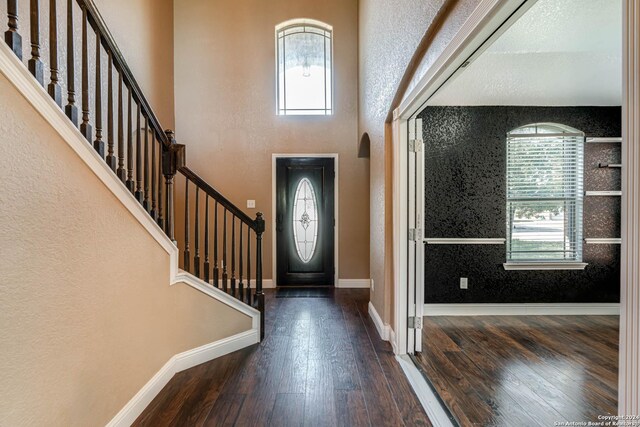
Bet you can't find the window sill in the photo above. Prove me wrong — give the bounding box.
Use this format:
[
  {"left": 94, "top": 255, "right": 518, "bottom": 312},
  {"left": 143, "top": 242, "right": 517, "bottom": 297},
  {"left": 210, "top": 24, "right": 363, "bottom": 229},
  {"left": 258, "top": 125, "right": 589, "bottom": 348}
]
[{"left": 503, "top": 262, "right": 588, "bottom": 271}]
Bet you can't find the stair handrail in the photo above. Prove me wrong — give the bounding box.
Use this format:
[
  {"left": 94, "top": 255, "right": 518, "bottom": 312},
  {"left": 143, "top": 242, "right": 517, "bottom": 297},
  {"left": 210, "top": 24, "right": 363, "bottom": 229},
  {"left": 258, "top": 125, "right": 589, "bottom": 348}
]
[
  {"left": 2, "top": 0, "right": 266, "bottom": 339},
  {"left": 80, "top": 0, "right": 169, "bottom": 147}
]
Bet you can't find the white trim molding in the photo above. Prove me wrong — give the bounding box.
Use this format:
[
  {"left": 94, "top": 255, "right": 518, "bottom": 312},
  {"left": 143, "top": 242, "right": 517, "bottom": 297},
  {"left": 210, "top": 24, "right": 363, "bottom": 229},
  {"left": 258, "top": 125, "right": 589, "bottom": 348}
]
[
  {"left": 0, "top": 41, "right": 179, "bottom": 281},
  {"left": 368, "top": 301, "right": 391, "bottom": 342},
  {"left": 396, "top": 355, "right": 455, "bottom": 427},
  {"left": 585, "top": 238, "right": 622, "bottom": 244},
  {"left": 106, "top": 329, "right": 259, "bottom": 427},
  {"left": 337, "top": 279, "right": 371, "bottom": 288},
  {"left": 425, "top": 238, "right": 505, "bottom": 245},
  {"left": 503, "top": 262, "right": 588, "bottom": 271},
  {"left": 271, "top": 154, "right": 339, "bottom": 287},
  {"left": 423, "top": 303, "right": 620, "bottom": 316},
  {"left": 621, "top": 0, "right": 640, "bottom": 414}
]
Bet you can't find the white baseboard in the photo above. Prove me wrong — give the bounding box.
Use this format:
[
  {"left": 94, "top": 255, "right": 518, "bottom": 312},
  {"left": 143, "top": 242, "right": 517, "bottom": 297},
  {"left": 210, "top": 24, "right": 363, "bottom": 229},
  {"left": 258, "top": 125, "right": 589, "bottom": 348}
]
[
  {"left": 107, "top": 329, "right": 259, "bottom": 427},
  {"left": 423, "top": 303, "right": 621, "bottom": 316},
  {"left": 396, "top": 355, "right": 454, "bottom": 427},
  {"left": 389, "top": 328, "right": 398, "bottom": 354},
  {"left": 337, "top": 279, "right": 371, "bottom": 288},
  {"left": 368, "top": 301, "right": 391, "bottom": 341}
]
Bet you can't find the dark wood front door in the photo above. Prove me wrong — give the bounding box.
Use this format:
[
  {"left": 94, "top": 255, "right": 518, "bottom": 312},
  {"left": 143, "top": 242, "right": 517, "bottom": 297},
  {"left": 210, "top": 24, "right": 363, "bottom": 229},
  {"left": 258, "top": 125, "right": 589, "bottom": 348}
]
[{"left": 276, "top": 157, "right": 335, "bottom": 286}]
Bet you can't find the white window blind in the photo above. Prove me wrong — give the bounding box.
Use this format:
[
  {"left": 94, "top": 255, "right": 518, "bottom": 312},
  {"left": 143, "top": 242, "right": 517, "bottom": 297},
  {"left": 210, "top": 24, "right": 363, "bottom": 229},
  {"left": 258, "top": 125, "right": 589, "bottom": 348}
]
[{"left": 506, "top": 123, "right": 585, "bottom": 262}]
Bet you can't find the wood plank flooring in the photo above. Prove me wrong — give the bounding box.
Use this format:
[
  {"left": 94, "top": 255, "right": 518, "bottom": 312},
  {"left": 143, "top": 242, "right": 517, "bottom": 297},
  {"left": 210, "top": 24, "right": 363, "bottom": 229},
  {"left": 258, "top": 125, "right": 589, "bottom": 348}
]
[
  {"left": 415, "top": 315, "right": 619, "bottom": 427},
  {"left": 133, "top": 289, "right": 431, "bottom": 427}
]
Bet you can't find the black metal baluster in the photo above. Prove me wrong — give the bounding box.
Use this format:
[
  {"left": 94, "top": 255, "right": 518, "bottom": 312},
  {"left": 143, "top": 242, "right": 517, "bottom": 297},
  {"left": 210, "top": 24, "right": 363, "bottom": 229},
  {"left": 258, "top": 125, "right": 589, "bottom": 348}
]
[
  {"left": 116, "top": 73, "right": 126, "bottom": 182},
  {"left": 64, "top": 0, "right": 77, "bottom": 125},
  {"left": 47, "top": 0, "right": 61, "bottom": 105},
  {"left": 213, "top": 202, "right": 219, "bottom": 288},
  {"left": 105, "top": 52, "right": 116, "bottom": 170},
  {"left": 79, "top": 4, "right": 91, "bottom": 141},
  {"left": 157, "top": 136, "right": 164, "bottom": 230},
  {"left": 134, "top": 104, "right": 143, "bottom": 203},
  {"left": 194, "top": 187, "right": 200, "bottom": 278},
  {"left": 247, "top": 229, "right": 251, "bottom": 306},
  {"left": 150, "top": 131, "right": 158, "bottom": 220},
  {"left": 255, "top": 213, "right": 265, "bottom": 340},
  {"left": 28, "top": 0, "right": 43, "bottom": 84},
  {"left": 222, "top": 209, "right": 228, "bottom": 293},
  {"left": 184, "top": 178, "right": 190, "bottom": 272},
  {"left": 5, "top": 0, "right": 22, "bottom": 58},
  {"left": 143, "top": 119, "right": 150, "bottom": 211},
  {"left": 204, "top": 195, "right": 210, "bottom": 283},
  {"left": 231, "top": 216, "right": 236, "bottom": 298},
  {"left": 93, "top": 31, "right": 104, "bottom": 158},
  {"left": 126, "top": 88, "right": 134, "bottom": 192},
  {"left": 239, "top": 223, "right": 244, "bottom": 303}
]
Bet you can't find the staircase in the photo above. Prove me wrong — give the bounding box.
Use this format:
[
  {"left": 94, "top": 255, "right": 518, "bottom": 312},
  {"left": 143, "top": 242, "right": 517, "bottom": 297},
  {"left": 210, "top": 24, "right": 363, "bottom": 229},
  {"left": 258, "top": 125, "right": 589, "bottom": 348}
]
[{"left": 2, "top": 0, "right": 265, "bottom": 338}]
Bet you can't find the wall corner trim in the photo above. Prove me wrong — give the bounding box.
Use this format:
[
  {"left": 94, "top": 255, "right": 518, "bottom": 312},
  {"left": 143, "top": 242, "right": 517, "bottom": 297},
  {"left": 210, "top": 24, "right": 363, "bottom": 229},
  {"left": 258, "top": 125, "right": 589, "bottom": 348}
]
[
  {"left": 368, "top": 301, "right": 391, "bottom": 342},
  {"left": 423, "top": 303, "right": 620, "bottom": 316},
  {"left": 106, "top": 329, "right": 258, "bottom": 427}
]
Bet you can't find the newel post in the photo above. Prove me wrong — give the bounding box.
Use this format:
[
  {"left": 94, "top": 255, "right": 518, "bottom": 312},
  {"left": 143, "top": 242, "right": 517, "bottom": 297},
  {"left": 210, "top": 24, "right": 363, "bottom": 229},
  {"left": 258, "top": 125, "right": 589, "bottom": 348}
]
[
  {"left": 162, "top": 130, "right": 185, "bottom": 244},
  {"left": 254, "top": 212, "right": 265, "bottom": 340}
]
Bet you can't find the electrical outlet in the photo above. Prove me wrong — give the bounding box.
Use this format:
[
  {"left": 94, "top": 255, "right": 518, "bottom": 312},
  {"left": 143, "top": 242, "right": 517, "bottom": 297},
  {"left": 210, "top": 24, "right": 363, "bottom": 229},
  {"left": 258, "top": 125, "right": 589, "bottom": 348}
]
[
  {"left": 247, "top": 200, "right": 256, "bottom": 209},
  {"left": 460, "top": 277, "right": 468, "bottom": 289},
  {"left": 371, "top": 279, "right": 375, "bottom": 291}
]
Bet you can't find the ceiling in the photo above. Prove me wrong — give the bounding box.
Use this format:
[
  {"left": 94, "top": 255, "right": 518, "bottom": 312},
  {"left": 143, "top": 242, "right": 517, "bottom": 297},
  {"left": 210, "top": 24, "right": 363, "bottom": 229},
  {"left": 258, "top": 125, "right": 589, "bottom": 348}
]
[{"left": 427, "top": 0, "right": 622, "bottom": 106}]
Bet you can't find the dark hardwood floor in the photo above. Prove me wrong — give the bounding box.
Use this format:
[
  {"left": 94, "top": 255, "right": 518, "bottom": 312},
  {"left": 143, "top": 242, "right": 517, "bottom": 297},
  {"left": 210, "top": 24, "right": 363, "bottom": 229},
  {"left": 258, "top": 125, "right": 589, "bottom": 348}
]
[
  {"left": 133, "top": 289, "right": 431, "bottom": 426},
  {"left": 415, "top": 315, "right": 619, "bottom": 427}
]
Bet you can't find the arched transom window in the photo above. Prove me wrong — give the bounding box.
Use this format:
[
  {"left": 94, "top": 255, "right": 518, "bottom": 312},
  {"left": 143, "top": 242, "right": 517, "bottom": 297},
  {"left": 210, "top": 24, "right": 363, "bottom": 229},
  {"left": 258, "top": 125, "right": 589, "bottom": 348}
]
[
  {"left": 276, "top": 19, "right": 332, "bottom": 116},
  {"left": 506, "top": 123, "right": 585, "bottom": 263}
]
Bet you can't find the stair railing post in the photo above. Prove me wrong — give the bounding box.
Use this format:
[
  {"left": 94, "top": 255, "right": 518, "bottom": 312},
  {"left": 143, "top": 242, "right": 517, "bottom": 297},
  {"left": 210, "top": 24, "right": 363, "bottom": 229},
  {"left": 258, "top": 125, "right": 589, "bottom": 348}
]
[
  {"left": 255, "top": 212, "right": 265, "bottom": 340},
  {"left": 162, "top": 130, "right": 185, "bottom": 244}
]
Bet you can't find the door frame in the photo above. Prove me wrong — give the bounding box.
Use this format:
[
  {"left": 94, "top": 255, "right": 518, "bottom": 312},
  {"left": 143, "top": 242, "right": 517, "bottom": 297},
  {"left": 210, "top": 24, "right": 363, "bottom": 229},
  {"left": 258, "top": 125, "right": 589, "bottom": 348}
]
[
  {"left": 392, "top": 0, "right": 530, "bottom": 357},
  {"left": 272, "top": 153, "right": 339, "bottom": 287},
  {"left": 391, "top": 0, "right": 640, "bottom": 414}
]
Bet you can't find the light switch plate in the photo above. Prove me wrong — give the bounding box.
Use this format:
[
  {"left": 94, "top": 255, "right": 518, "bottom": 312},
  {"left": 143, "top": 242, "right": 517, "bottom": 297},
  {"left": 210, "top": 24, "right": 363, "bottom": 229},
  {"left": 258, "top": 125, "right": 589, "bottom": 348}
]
[
  {"left": 247, "top": 200, "right": 256, "bottom": 209},
  {"left": 460, "top": 277, "right": 468, "bottom": 289}
]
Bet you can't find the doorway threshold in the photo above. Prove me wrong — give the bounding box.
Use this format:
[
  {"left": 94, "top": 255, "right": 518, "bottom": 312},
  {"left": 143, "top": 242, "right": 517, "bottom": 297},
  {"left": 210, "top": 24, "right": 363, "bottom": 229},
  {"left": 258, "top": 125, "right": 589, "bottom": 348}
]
[
  {"left": 396, "top": 354, "right": 457, "bottom": 427},
  {"left": 275, "top": 286, "right": 335, "bottom": 298}
]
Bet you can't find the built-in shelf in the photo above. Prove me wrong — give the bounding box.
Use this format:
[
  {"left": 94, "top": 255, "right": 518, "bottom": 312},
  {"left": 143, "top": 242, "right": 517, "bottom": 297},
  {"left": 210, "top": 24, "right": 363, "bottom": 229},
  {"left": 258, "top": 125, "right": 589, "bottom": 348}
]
[
  {"left": 585, "top": 238, "right": 622, "bottom": 244},
  {"left": 598, "top": 163, "right": 622, "bottom": 168},
  {"left": 585, "top": 137, "right": 622, "bottom": 144},
  {"left": 585, "top": 191, "right": 622, "bottom": 196}
]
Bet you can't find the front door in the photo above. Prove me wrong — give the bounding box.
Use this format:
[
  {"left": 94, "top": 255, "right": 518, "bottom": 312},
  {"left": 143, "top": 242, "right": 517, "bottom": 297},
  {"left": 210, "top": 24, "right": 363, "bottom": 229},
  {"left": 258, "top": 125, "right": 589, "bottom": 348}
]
[{"left": 276, "top": 157, "right": 335, "bottom": 286}]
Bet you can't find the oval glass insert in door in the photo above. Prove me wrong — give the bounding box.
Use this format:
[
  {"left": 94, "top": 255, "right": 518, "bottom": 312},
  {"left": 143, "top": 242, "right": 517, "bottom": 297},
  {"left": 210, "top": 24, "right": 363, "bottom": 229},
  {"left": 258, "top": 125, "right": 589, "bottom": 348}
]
[{"left": 292, "top": 178, "right": 319, "bottom": 263}]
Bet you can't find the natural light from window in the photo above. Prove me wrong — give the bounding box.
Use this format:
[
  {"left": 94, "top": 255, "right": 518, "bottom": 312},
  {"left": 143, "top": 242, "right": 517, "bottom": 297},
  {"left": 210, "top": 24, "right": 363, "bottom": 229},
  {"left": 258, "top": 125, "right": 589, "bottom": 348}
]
[
  {"left": 506, "top": 123, "right": 585, "bottom": 262},
  {"left": 276, "top": 20, "right": 332, "bottom": 115}
]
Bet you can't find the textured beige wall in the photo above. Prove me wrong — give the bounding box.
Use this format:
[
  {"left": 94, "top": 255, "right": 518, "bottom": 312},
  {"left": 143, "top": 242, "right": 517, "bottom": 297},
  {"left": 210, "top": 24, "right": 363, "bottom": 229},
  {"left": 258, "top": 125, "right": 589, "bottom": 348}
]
[
  {"left": 359, "top": 0, "right": 482, "bottom": 327},
  {"left": 173, "top": 0, "right": 368, "bottom": 281},
  {"left": 94, "top": 0, "right": 175, "bottom": 128},
  {"left": 0, "top": 74, "right": 251, "bottom": 426},
  {"left": 358, "top": 0, "right": 444, "bottom": 324}
]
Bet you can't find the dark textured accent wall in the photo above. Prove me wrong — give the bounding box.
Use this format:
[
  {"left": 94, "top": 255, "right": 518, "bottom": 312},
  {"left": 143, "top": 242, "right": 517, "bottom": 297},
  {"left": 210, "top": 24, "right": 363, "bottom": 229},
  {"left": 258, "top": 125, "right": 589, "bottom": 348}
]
[{"left": 420, "top": 106, "right": 621, "bottom": 303}]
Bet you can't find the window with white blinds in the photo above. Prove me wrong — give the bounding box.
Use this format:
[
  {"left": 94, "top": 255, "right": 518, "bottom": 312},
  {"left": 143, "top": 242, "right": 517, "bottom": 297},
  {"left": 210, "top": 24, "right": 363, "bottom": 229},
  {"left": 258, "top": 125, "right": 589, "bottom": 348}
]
[{"left": 506, "top": 123, "right": 585, "bottom": 262}]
